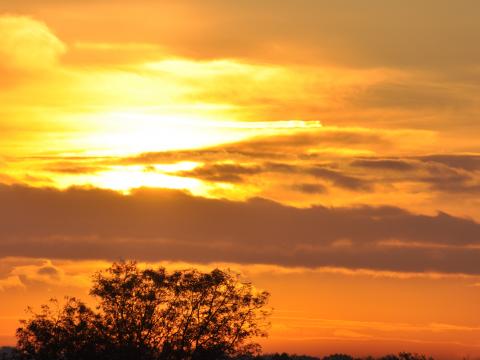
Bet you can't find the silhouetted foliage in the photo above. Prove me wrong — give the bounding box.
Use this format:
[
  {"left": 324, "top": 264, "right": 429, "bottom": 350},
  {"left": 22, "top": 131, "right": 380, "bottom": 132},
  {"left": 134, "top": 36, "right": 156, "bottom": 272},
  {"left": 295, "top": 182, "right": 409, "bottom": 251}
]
[
  {"left": 378, "top": 354, "right": 433, "bottom": 360},
  {"left": 251, "top": 354, "right": 434, "bottom": 360},
  {"left": 0, "top": 347, "right": 15, "bottom": 360},
  {"left": 256, "top": 354, "right": 320, "bottom": 360},
  {"left": 16, "top": 261, "right": 271, "bottom": 360},
  {"left": 322, "top": 355, "right": 354, "bottom": 360},
  {"left": 251, "top": 352, "right": 433, "bottom": 360}
]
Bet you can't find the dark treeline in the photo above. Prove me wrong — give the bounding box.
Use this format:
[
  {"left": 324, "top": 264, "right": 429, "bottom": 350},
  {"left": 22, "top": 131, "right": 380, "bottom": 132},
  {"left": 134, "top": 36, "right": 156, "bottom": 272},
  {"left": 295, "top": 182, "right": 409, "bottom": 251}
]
[
  {"left": 0, "top": 348, "right": 435, "bottom": 360},
  {"left": 256, "top": 353, "right": 433, "bottom": 360}
]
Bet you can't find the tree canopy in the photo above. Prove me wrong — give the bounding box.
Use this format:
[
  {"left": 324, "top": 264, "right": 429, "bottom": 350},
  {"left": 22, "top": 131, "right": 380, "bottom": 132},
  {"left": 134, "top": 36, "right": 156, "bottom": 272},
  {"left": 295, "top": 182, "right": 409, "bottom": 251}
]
[{"left": 15, "top": 261, "right": 271, "bottom": 360}]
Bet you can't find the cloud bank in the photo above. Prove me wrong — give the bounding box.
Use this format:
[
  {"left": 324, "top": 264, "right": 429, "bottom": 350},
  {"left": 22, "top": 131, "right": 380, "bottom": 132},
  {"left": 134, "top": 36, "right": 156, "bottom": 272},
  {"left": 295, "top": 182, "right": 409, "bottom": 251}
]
[{"left": 1, "top": 184, "right": 480, "bottom": 275}]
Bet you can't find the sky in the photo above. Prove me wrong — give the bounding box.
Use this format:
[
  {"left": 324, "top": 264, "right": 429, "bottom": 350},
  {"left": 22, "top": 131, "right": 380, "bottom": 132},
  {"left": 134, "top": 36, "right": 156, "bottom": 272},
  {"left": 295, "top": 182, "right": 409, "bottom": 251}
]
[{"left": 1, "top": 1, "right": 480, "bottom": 358}]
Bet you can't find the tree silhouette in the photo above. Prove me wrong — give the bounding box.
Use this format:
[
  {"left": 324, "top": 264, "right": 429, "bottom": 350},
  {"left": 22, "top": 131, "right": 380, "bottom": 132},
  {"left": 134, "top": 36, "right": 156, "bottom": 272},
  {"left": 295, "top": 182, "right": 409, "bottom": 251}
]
[
  {"left": 378, "top": 354, "right": 433, "bottom": 360},
  {"left": 322, "top": 355, "right": 354, "bottom": 360},
  {"left": 16, "top": 261, "right": 271, "bottom": 360}
]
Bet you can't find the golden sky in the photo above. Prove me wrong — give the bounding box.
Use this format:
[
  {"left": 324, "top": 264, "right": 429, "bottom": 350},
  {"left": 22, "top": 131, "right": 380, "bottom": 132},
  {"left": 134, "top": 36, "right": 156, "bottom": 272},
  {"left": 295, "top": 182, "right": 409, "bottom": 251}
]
[{"left": 1, "top": 1, "right": 480, "bottom": 358}]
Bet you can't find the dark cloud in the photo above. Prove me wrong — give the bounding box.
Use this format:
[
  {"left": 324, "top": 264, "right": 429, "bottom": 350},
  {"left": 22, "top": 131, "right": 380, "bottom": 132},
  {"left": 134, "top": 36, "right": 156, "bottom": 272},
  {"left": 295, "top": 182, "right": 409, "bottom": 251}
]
[
  {"left": 121, "top": 130, "right": 390, "bottom": 165},
  {"left": 1, "top": 184, "right": 480, "bottom": 274},
  {"left": 418, "top": 155, "right": 480, "bottom": 171},
  {"left": 33, "top": 141, "right": 480, "bottom": 196},
  {"left": 421, "top": 172, "right": 480, "bottom": 194},
  {"left": 307, "top": 166, "right": 371, "bottom": 191},
  {"left": 351, "top": 159, "right": 415, "bottom": 171},
  {"left": 349, "top": 157, "right": 480, "bottom": 194},
  {"left": 176, "top": 156, "right": 480, "bottom": 194},
  {"left": 292, "top": 183, "right": 327, "bottom": 194},
  {"left": 262, "top": 162, "right": 299, "bottom": 173},
  {"left": 37, "top": 265, "right": 59, "bottom": 277},
  {"left": 43, "top": 163, "right": 108, "bottom": 174},
  {"left": 177, "top": 163, "right": 262, "bottom": 183},
  {"left": 47, "top": 144, "right": 480, "bottom": 196},
  {"left": 177, "top": 161, "right": 370, "bottom": 191}
]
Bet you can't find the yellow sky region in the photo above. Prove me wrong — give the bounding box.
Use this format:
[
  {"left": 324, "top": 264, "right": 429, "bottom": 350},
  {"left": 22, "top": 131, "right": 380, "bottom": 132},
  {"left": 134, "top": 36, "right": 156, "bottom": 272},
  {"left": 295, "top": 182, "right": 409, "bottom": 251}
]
[
  {"left": 0, "top": 40, "right": 337, "bottom": 162},
  {"left": 0, "top": 16, "right": 399, "bottom": 152},
  {"left": 2, "top": 14, "right": 478, "bottom": 199},
  {"left": 1, "top": 259, "right": 480, "bottom": 359},
  {"left": 0, "top": 14, "right": 329, "bottom": 194},
  {"left": 2, "top": 14, "right": 480, "bottom": 222}
]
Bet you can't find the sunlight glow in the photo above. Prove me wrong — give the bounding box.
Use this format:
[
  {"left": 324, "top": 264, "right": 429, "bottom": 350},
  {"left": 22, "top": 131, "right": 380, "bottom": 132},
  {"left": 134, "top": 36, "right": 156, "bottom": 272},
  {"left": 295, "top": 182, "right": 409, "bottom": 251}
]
[
  {"left": 91, "top": 166, "right": 205, "bottom": 194},
  {"left": 77, "top": 112, "right": 240, "bottom": 156},
  {"left": 74, "top": 112, "right": 323, "bottom": 157}
]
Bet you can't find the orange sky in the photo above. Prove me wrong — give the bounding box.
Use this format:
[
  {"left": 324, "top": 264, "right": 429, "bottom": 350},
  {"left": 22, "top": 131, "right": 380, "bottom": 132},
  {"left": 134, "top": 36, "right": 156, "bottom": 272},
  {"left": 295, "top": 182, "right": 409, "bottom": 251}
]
[{"left": 1, "top": 1, "right": 480, "bottom": 358}]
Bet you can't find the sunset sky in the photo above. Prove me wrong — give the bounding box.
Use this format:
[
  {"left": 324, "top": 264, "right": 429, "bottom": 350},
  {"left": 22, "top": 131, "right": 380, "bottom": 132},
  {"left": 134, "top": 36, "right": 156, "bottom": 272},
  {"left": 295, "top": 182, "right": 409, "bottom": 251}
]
[{"left": 1, "top": 1, "right": 480, "bottom": 358}]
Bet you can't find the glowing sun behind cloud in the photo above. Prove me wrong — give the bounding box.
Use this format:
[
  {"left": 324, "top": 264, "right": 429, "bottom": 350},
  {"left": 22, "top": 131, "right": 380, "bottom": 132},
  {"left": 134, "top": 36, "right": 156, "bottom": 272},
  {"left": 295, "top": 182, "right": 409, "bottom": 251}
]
[{"left": 80, "top": 112, "right": 323, "bottom": 156}]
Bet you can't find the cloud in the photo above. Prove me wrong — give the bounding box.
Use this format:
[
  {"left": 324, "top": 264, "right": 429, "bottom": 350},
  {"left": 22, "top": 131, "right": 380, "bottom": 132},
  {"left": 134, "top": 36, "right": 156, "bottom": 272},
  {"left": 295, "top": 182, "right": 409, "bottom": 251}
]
[
  {"left": 0, "top": 275, "right": 25, "bottom": 291},
  {"left": 117, "top": 130, "right": 480, "bottom": 196},
  {"left": 120, "top": 127, "right": 437, "bottom": 167},
  {"left": 418, "top": 164, "right": 480, "bottom": 194},
  {"left": 42, "top": 162, "right": 108, "bottom": 175},
  {"left": 349, "top": 156, "right": 480, "bottom": 194},
  {"left": 418, "top": 155, "right": 480, "bottom": 171},
  {"left": 178, "top": 163, "right": 263, "bottom": 183},
  {"left": 0, "top": 14, "right": 66, "bottom": 90},
  {"left": 176, "top": 161, "right": 370, "bottom": 191},
  {"left": 17, "top": 125, "right": 479, "bottom": 207},
  {"left": 292, "top": 183, "right": 327, "bottom": 194},
  {"left": 0, "top": 257, "right": 90, "bottom": 291},
  {"left": 307, "top": 166, "right": 371, "bottom": 191},
  {"left": 0, "top": 15, "right": 65, "bottom": 86},
  {"left": 0, "top": 173, "right": 18, "bottom": 185},
  {"left": 1, "top": 184, "right": 480, "bottom": 274},
  {"left": 4, "top": 0, "right": 480, "bottom": 71},
  {"left": 351, "top": 159, "right": 415, "bottom": 171},
  {"left": 24, "top": 128, "right": 480, "bottom": 204},
  {"left": 36, "top": 264, "right": 59, "bottom": 277},
  {"left": 115, "top": 129, "right": 390, "bottom": 168}
]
